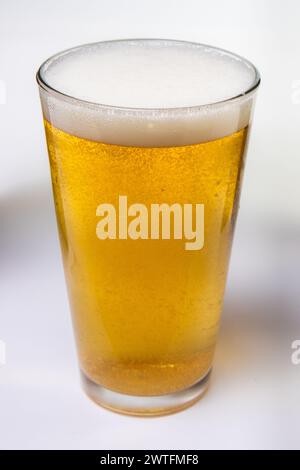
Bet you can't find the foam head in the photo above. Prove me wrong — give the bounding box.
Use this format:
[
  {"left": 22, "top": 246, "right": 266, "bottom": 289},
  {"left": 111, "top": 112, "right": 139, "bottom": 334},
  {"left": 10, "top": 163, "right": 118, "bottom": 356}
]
[{"left": 38, "top": 40, "right": 259, "bottom": 146}]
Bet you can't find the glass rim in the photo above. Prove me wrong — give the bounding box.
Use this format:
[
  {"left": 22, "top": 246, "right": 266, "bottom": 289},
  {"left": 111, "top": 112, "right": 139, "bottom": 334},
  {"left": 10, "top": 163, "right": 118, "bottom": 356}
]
[{"left": 36, "top": 38, "right": 261, "bottom": 113}]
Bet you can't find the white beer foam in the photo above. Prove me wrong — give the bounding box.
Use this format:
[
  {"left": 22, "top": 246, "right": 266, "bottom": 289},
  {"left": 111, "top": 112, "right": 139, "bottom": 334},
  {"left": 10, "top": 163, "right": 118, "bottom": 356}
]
[{"left": 38, "top": 40, "right": 259, "bottom": 146}]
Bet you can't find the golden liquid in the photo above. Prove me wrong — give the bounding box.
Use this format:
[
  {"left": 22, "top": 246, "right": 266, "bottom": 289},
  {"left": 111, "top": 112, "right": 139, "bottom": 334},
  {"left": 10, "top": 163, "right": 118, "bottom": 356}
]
[{"left": 45, "top": 120, "right": 247, "bottom": 395}]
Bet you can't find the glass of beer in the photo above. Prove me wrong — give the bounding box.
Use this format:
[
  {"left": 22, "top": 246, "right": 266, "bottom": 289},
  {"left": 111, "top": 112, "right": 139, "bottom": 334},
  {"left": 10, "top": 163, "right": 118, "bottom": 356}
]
[{"left": 37, "top": 39, "right": 260, "bottom": 416}]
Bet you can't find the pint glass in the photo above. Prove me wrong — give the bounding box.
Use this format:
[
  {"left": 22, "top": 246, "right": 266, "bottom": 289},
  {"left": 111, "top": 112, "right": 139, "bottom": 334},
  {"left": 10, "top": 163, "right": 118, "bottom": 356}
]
[{"left": 37, "top": 39, "right": 260, "bottom": 416}]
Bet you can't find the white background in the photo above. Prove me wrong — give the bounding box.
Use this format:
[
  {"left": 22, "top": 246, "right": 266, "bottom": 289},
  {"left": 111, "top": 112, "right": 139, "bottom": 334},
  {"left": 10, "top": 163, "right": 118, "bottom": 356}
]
[{"left": 1, "top": 0, "right": 300, "bottom": 450}]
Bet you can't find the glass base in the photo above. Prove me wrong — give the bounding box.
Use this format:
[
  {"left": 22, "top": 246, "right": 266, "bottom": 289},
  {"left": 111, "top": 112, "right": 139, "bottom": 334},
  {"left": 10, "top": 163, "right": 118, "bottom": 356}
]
[{"left": 80, "top": 369, "right": 211, "bottom": 417}]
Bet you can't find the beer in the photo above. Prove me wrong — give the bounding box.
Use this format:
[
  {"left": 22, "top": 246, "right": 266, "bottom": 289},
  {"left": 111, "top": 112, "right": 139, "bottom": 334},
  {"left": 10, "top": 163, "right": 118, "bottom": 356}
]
[{"left": 37, "top": 39, "right": 260, "bottom": 415}]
